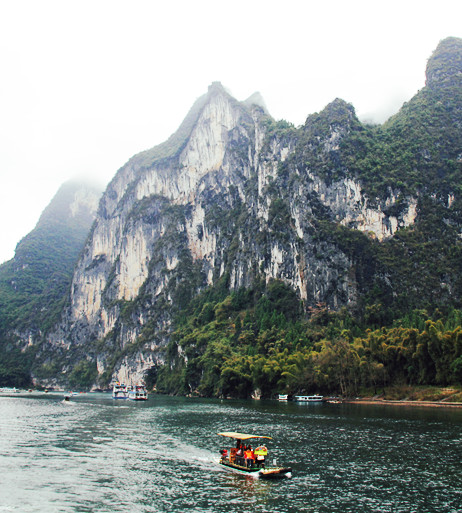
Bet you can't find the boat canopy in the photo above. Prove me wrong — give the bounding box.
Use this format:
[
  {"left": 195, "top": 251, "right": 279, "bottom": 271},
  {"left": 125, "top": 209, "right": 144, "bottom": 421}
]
[{"left": 217, "top": 432, "right": 272, "bottom": 440}]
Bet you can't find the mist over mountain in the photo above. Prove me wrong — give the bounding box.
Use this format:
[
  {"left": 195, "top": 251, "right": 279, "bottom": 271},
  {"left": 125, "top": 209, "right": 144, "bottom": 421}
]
[{"left": 2, "top": 38, "right": 462, "bottom": 395}]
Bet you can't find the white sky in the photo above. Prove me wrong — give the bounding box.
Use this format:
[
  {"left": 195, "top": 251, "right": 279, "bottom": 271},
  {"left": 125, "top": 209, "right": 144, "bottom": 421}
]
[{"left": 0, "top": 0, "right": 461, "bottom": 264}]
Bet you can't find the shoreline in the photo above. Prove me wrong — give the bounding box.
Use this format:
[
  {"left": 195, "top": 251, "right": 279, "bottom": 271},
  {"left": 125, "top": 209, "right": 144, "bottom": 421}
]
[{"left": 344, "top": 398, "right": 462, "bottom": 408}]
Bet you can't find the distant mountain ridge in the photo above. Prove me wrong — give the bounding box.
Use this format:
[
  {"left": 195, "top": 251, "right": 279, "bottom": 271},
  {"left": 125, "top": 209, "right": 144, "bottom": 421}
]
[
  {"left": 2, "top": 38, "right": 462, "bottom": 393},
  {"left": 0, "top": 180, "right": 101, "bottom": 372}
]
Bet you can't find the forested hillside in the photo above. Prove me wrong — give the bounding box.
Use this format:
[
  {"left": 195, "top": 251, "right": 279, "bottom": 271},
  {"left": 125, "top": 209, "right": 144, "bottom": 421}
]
[
  {"left": 0, "top": 181, "right": 101, "bottom": 386},
  {"left": 156, "top": 278, "right": 462, "bottom": 398}
]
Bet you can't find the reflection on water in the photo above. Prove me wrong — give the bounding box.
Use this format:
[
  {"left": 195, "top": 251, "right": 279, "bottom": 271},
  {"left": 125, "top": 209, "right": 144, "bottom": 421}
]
[{"left": 0, "top": 393, "right": 461, "bottom": 512}]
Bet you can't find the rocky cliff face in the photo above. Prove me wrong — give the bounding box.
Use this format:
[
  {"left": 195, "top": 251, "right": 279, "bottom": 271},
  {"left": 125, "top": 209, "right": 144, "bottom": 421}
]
[
  {"left": 46, "top": 92, "right": 414, "bottom": 385},
  {"left": 41, "top": 39, "right": 462, "bottom": 388}
]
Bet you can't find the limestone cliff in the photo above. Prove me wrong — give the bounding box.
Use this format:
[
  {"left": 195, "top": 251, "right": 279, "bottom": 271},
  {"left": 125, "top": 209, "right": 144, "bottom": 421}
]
[
  {"left": 46, "top": 91, "right": 415, "bottom": 385},
  {"left": 39, "top": 39, "right": 462, "bottom": 388}
]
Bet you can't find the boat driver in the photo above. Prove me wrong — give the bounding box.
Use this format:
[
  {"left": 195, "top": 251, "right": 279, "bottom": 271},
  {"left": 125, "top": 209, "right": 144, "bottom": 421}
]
[
  {"left": 236, "top": 445, "right": 244, "bottom": 466},
  {"left": 255, "top": 445, "right": 267, "bottom": 467}
]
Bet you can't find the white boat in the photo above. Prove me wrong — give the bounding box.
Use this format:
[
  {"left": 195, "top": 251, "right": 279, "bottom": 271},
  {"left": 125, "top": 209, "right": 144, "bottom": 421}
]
[
  {"left": 128, "top": 384, "right": 148, "bottom": 401},
  {"left": 294, "top": 395, "right": 324, "bottom": 402},
  {"left": 0, "top": 387, "right": 19, "bottom": 393},
  {"left": 112, "top": 382, "right": 128, "bottom": 399},
  {"left": 278, "top": 394, "right": 289, "bottom": 401}
]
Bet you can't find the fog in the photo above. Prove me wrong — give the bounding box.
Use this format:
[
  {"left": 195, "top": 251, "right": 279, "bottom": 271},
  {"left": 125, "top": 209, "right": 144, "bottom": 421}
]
[{"left": 0, "top": 0, "right": 461, "bottom": 263}]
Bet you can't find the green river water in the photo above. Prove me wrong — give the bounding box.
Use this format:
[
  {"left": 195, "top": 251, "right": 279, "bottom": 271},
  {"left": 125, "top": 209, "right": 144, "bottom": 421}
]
[{"left": 0, "top": 393, "right": 461, "bottom": 512}]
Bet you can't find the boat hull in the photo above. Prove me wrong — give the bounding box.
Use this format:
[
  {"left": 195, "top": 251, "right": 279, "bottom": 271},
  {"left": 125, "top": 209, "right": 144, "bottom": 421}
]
[
  {"left": 128, "top": 385, "right": 148, "bottom": 401},
  {"left": 128, "top": 395, "right": 148, "bottom": 401},
  {"left": 294, "top": 395, "right": 324, "bottom": 402},
  {"left": 259, "top": 467, "right": 293, "bottom": 479},
  {"left": 218, "top": 460, "right": 291, "bottom": 479}
]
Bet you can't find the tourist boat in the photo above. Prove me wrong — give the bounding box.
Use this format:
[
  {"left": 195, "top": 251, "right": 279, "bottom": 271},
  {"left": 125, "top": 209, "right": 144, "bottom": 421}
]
[
  {"left": 278, "top": 394, "right": 289, "bottom": 401},
  {"left": 128, "top": 384, "right": 148, "bottom": 401},
  {"left": 217, "top": 432, "right": 292, "bottom": 479},
  {"left": 112, "top": 382, "right": 128, "bottom": 399},
  {"left": 294, "top": 394, "right": 324, "bottom": 402},
  {"left": 0, "top": 387, "right": 19, "bottom": 393}
]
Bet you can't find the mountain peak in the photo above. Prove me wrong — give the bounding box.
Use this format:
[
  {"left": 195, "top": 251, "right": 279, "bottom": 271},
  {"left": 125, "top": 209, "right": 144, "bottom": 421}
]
[
  {"left": 243, "top": 91, "right": 268, "bottom": 114},
  {"left": 426, "top": 37, "right": 462, "bottom": 90},
  {"left": 135, "top": 83, "right": 246, "bottom": 168},
  {"left": 35, "top": 180, "right": 102, "bottom": 231},
  {"left": 207, "top": 81, "right": 226, "bottom": 94},
  {"left": 304, "top": 98, "right": 359, "bottom": 136}
]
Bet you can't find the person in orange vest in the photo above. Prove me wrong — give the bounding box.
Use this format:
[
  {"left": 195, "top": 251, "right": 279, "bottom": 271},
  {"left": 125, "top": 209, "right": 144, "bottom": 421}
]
[{"left": 245, "top": 446, "right": 255, "bottom": 468}]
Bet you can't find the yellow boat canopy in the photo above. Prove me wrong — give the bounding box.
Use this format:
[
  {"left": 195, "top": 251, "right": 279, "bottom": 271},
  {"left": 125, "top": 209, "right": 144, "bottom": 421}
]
[{"left": 217, "top": 432, "right": 272, "bottom": 440}]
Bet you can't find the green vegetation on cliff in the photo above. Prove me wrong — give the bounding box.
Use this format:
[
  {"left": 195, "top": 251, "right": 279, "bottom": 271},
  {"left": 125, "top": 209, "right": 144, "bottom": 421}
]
[{"left": 156, "top": 279, "right": 462, "bottom": 398}]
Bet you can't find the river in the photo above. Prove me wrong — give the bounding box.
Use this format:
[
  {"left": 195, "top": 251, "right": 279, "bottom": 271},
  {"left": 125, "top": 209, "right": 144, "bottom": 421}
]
[{"left": 0, "top": 393, "right": 461, "bottom": 512}]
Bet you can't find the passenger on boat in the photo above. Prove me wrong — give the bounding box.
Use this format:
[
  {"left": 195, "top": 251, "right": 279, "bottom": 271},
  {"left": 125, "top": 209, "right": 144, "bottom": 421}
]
[
  {"left": 236, "top": 445, "right": 244, "bottom": 466},
  {"left": 221, "top": 448, "right": 228, "bottom": 462},
  {"left": 245, "top": 446, "right": 255, "bottom": 468}
]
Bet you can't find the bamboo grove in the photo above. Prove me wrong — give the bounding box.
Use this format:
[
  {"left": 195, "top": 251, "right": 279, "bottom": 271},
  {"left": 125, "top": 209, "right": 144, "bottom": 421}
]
[{"left": 156, "top": 280, "right": 462, "bottom": 398}]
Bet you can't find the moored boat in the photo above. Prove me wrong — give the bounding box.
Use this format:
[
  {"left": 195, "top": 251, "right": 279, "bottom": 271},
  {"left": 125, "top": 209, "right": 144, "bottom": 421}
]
[
  {"left": 0, "top": 387, "right": 19, "bottom": 393},
  {"left": 278, "top": 394, "right": 289, "bottom": 401},
  {"left": 128, "top": 384, "right": 148, "bottom": 401},
  {"left": 112, "top": 382, "right": 128, "bottom": 399},
  {"left": 326, "top": 397, "right": 342, "bottom": 404},
  {"left": 294, "top": 394, "right": 324, "bottom": 402},
  {"left": 217, "top": 432, "right": 292, "bottom": 479}
]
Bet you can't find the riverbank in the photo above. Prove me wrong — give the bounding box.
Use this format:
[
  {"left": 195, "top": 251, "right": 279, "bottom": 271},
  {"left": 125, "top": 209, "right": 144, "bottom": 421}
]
[
  {"left": 344, "top": 398, "right": 462, "bottom": 408},
  {"left": 341, "top": 385, "right": 462, "bottom": 408}
]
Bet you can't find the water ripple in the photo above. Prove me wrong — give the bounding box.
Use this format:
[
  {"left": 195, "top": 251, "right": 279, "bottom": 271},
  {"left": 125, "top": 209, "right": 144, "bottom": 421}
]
[{"left": 1, "top": 394, "right": 462, "bottom": 512}]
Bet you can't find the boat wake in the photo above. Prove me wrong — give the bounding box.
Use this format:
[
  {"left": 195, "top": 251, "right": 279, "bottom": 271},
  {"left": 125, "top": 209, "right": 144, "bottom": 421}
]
[{"left": 141, "top": 434, "right": 220, "bottom": 472}]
